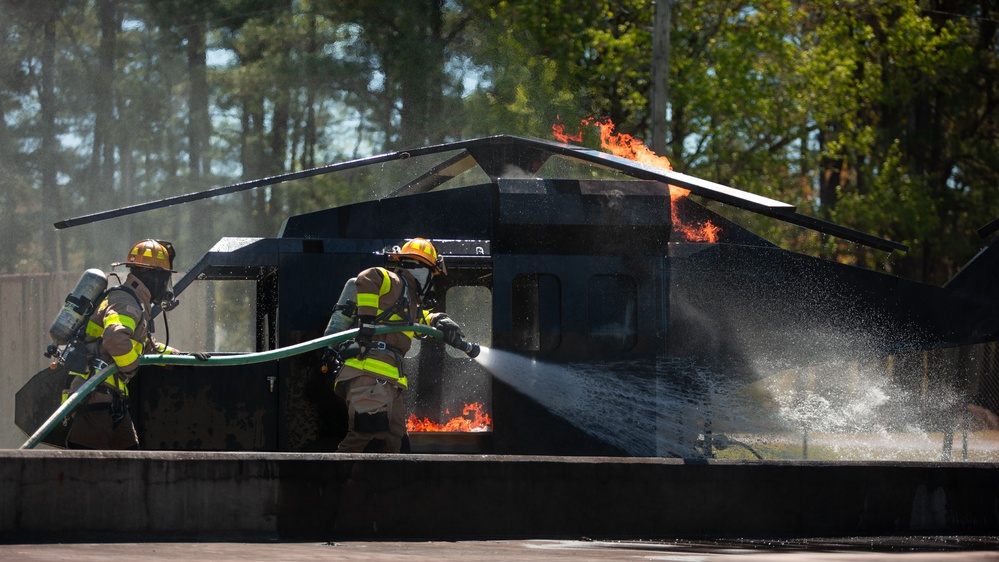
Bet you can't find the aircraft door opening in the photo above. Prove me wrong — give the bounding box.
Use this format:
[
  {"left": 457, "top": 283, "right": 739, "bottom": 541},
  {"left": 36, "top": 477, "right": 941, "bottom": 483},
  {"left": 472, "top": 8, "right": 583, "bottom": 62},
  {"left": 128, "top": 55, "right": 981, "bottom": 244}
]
[{"left": 406, "top": 281, "right": 494, "bottom": 452}]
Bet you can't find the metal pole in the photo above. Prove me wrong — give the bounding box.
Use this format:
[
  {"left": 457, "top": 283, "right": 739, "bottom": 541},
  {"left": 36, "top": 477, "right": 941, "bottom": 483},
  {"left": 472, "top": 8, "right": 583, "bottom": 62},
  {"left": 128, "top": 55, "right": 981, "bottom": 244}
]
[{"left": 651, "top": 0, "right": 672, "bottom": 156}]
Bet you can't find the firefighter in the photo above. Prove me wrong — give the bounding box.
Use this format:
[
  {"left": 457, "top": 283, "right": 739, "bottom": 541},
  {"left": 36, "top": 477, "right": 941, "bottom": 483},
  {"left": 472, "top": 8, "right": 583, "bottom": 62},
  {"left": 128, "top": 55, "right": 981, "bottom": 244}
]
[
  {"left": 326, "top": 238, "right": 467, "bottom": 453},
  {"left": 64, "top": 239, "right": 209, "bottom": 449}
]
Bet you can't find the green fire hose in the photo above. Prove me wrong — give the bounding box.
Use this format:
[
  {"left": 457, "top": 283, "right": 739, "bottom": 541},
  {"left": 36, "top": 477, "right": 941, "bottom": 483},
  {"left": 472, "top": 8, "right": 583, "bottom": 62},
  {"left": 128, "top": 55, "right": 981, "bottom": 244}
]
[{"left": 19, "top": 324, "right": 443, "bottom": 450}]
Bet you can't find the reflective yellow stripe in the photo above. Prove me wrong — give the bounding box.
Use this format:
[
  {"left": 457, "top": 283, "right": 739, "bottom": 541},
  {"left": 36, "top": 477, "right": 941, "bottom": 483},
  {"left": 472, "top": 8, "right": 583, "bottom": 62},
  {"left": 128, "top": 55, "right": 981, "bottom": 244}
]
[
  {"left": 344, "top": 356, "right": 408, "bottom": 388},
  {"left": 85, "top": 320, "right": 104, "bottom": 338},
  {"left": 357, "top": 292, "right": 379, "bottom": 308},
  {"left": 378, "top": 268, "right": 392, "bottom": 296},
  {"left": 66, "top": 369, "right": 129, "bottom": 396},
  {"left": 104, "top": 312, "right": 136, "bottom": 331},
  {"left": 357, "top": 269, "right": 395, "bottom": 312},
  {"left": 112, "top": 340, "right": 142, "bottom": 367},
  {"left": 112, "top": 349, "right": 139, "bottom": 366}
]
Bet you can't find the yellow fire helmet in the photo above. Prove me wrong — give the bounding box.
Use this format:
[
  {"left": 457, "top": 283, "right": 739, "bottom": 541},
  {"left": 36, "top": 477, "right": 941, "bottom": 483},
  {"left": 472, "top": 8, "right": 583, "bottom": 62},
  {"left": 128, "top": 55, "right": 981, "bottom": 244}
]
[
  {"left": 388, "top": 237, "right": 446, "bottom": 275},
  {"left": 116, "top": 239, "right": 176, "bottom": 272}
]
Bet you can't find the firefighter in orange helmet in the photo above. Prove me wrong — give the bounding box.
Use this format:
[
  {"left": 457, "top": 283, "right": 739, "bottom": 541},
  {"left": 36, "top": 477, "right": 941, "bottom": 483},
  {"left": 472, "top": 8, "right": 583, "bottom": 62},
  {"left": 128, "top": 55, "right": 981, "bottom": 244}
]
[
  {"left": 323, "top": 237, "right": 468, "bottom": 453},
  {"left": 64, "top": 239, "right": 209, "bottom": 449}
]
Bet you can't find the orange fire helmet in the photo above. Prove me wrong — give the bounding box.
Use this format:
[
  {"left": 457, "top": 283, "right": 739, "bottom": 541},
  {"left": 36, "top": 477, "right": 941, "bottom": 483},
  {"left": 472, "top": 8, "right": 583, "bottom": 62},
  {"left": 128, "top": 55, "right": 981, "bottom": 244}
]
[
  {"left": 388, "top": 238, "right": 446, "bottom": 275},
  {"left": 118, "top": 239, "right": 176, "bottom": 272}
]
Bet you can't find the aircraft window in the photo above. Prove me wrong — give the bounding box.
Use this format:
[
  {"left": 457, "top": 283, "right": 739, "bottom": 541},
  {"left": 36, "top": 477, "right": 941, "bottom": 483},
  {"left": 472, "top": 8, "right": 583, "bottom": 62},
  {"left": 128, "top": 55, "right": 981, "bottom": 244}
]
[
  {"left": 588, "top": 275, "right": 637, "bottom": 351},
  {"left": 512, "top": 273, "right": 562, "bottom": 351},
  {"left": 442, "top": 286, "right": 492, "bottom": 358},
  {"left": 406, "top": 337, "right": 422, "bottom": 358},
  {"left": 211, "top": 280, "right": 257, "bottom": 352}
]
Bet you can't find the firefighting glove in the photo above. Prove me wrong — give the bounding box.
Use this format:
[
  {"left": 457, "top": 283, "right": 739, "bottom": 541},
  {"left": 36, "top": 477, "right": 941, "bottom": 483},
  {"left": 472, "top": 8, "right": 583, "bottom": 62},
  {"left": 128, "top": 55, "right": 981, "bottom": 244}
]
[
  {"left": 433, "top": 315, "right": 465, "bottom": 348},
  {"left": 189, "top": 351, "right": 211, "bottom": 361},
  {"left": 321, "top": 346, "right": 337, "bottom": 364},
  {"left": 321, "top": 345, "right": 351, "bottom": 375}
]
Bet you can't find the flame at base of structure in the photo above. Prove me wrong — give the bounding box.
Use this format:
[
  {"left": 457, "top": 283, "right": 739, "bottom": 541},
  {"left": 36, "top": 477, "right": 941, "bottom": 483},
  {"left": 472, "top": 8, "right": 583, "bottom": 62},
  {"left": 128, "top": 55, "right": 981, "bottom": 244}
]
[{"left": 407, "top": 402, "right": 492, "bottom": 432}]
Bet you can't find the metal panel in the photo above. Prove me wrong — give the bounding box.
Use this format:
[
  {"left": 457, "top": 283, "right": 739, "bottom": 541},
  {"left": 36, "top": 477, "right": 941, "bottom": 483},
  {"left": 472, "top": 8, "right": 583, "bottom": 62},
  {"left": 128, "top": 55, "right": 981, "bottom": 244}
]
[{"left": 134, "top": 362, "right": 279, "bottom": 450}]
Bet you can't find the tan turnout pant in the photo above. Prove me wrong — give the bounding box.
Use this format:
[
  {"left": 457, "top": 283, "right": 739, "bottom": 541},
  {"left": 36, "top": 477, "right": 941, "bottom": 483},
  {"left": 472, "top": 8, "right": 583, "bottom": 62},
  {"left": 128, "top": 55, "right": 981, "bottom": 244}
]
[{"left": 336, "top": 374, "right": 408, "bottom": 453}]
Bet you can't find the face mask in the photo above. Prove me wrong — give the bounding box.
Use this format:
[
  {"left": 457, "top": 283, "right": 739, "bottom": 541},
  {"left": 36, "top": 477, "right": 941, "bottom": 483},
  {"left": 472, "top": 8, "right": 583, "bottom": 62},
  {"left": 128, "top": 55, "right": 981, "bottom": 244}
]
[
  {"left": 408, "top": 267, "right": 432, "bottom": 293},
  {"left": 160, "top": 276, "right": 178, "bottom": 311},
  {"left": 133, "top": 268, "right": 174, "bottom": 307}
]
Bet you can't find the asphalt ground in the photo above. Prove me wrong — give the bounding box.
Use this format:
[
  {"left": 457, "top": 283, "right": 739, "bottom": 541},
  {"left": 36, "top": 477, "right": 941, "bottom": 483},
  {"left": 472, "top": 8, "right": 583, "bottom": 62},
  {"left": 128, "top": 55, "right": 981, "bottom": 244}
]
[{"left": 1, "top": 537, "right": 998, "bottom": 561}]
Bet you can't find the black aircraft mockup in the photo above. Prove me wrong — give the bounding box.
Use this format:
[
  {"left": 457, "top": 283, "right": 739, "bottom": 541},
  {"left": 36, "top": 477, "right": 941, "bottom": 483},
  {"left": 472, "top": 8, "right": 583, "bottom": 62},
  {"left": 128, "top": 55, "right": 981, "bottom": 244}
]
[{"left": 18, "top": 136, "right": 999, "bottom": 457}]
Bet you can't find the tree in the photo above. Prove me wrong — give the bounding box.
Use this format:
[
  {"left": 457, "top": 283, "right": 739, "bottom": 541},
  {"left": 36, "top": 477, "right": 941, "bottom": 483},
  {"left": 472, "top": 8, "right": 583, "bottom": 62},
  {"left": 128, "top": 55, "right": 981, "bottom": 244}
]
[
  {"left": 485, "top": 0, "right": 656, "bottom": 137},
  {"left": 0, "top": 0, "right": 994, "bottom": 289},
  {"left": 801, "top": 1, "right": 998, "bottom": 283},
  {"left": 334, "top": 0, "right": 485, "bottom": 148},
  {"left": 0, "top": 1, "right": 40, "bottom": 271},
  {"left": 39, "top": 1, "right": 64, "bottom": 270}
]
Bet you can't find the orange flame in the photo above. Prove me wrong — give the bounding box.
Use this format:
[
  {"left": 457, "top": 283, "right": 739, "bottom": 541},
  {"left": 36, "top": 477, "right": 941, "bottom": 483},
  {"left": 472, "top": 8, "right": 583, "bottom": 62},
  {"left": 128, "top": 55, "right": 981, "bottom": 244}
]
[
  {"left": 555, "top": 116, "right": 673, "bottom": 171},
  {"left": 407, "top": 402, "right": 492, "bottom": 432},
  {"left": 552, "top": 117, "right": 720, "bottom": 243}
]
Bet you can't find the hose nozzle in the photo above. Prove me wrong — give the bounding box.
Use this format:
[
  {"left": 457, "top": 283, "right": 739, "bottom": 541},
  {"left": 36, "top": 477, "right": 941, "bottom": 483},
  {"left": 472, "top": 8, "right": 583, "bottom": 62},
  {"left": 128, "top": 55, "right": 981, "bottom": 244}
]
[
  {"left": 462, "top": 341, "right": 481, "bottom": 359},
  {"left": 447, "top": 335, "right": 481, "bottom": 358}
]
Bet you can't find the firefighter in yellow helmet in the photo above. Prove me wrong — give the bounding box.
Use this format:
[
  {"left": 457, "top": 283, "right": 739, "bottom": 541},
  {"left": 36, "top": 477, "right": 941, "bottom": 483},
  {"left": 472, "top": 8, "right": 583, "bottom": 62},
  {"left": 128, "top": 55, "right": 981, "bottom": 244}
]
[
  {"left": 323, "top": 237, "right": 469, "bottom": 453},
  {"left": 64, "top": 239, "right": 209, "bottom": 449}
]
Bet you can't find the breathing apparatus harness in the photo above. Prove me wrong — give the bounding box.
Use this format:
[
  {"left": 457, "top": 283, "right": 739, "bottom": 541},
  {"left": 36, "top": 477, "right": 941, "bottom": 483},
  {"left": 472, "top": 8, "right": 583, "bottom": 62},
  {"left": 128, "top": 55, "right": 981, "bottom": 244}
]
[
  {"left": 321, "top": 270, "right": 416, "bottom": 377},
  {"left": 45, "top": 271, "right": 149, "bottom": 424},
  {"left": 46, "top": 272, "right": 141, "bottom": 363}
]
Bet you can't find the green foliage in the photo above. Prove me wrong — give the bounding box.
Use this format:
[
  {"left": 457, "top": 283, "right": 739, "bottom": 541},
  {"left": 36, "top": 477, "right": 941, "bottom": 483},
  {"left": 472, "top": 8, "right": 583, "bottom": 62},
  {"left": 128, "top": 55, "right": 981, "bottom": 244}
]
[
  {"left": 0, "top": 0, "right": 995, "bottom": 287},
  {"left": 461, "top": 30, "right": 585, "bottom": 137},
  {"left": 832, "top": 140, "right": 940, "bottom": 266},
  {"left": 484, "top": 0, "right": 655, "bottom": 136},
  {"left": 789, "top": 1, "right": 995, "bottom": 281}
]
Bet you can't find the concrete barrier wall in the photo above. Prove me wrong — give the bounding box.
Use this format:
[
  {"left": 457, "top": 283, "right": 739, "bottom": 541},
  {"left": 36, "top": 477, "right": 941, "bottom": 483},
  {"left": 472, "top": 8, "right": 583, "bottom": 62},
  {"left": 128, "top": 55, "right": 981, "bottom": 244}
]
[
  {"left": 1, "top": 273, "right": 75, "bottom": 450},
  {"left": 1, "top": 451, "right": 997, "bottom": 542}
]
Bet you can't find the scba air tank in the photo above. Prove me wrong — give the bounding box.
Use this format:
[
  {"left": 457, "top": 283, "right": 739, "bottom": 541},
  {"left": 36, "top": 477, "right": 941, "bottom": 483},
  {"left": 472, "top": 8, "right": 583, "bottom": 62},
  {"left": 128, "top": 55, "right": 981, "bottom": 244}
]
[
  {"left": 324, "top": 277, "right": 358, "bottom": 335},
  {"left": 49, "top": 268, "right": 108, "bottom": 345}
]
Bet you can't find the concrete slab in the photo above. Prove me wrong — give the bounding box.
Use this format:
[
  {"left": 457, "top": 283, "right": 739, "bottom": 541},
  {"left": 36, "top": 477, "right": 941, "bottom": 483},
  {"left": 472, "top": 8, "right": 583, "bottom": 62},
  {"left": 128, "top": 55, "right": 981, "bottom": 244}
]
[
  {"left": 1, "top": 539, "right": 998, "bottom": 561},
  {"left": 2, "top": 450, "right": 998, "bottom": 542}
]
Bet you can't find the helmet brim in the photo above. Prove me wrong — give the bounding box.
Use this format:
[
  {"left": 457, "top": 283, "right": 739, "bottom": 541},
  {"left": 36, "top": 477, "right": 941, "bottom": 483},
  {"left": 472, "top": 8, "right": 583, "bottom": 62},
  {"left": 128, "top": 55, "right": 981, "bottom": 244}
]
[
  {"left": 113, "top": 261, "right": 177, "bottom": 273},
  {"left": 387, "top": 254, "right": 445, "bottom": 275}
]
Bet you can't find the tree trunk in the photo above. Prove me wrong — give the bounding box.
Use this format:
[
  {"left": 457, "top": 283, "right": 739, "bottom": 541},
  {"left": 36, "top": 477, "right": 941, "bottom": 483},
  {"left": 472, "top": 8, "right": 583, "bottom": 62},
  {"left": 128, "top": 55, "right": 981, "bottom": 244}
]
[
  {"left": 94, "top": 0, "right": 117, "bottom": 199},
  {"left": 185, "top": 15, "right": 213, "bottom": 256},
  {"left": 268, "top": 92, "right": 289, "bottom": 225},
  {"left": 40, "top": 3, "right": 61, "bottom": 271},
  {"left": 241, "top": 98, "right": 268, "bottom": 230},
  {"left": 394, "top": 0, "right": 446, "bottom": 148},
  {"left": 187, "top": 17, "right": 210, "bottom": 183},
  {"left": 817, "top": 130, "right": 840, "bottom": 214},
  {"left": 90, "top": 0, "right": 120, "bottom": 262},
  {"left": 302, "top": 13, "right": 317, "bottom": 171}
]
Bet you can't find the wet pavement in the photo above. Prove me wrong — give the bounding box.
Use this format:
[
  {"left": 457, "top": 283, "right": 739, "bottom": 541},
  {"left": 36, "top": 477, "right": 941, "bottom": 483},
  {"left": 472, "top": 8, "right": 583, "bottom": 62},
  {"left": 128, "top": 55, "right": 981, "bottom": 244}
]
[{"left": 1, "top": 537, "right": 998, "bottom": 561}]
